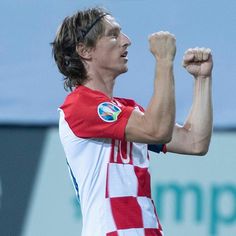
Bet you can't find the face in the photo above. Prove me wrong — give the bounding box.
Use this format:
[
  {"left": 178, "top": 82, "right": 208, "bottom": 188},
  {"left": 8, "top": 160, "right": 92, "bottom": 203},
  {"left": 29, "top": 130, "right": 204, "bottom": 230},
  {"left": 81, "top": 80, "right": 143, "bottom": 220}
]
[{"left": 90, "top": 15, "right": 131, "bottom": 77}]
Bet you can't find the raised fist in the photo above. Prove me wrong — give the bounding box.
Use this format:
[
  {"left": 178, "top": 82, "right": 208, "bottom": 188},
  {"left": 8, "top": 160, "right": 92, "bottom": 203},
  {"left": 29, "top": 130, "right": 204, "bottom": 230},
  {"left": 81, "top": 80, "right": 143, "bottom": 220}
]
[
  {"left": 149, "top": 31, "right": 176, "bottom": 61},
  {"left": 182, "top": 47, "right": 213, "bottom": 78}
]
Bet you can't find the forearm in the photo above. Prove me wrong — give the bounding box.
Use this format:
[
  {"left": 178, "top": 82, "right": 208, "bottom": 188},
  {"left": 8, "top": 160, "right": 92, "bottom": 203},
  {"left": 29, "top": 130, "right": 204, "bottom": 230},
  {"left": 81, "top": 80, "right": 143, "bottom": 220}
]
[
  {"left": 166, "top": 47, "right": 213, "bottom": 155},
  {"left": 187, "top": 76, "right": 213, "bottom": 146},
  {"left": 125, "top": 60, "right": 175, "bottom": 143},
  {"left": 180, "top": 75, "right": 213, "bottom": 154},
  {"left": 145, "top": 59, "right": 175, "bottom": 141},
  {"left": 125, "top": 31, "right": 176, "bottom": 143},
  {"left": 167, "top": 76, "right": 212, "bottom": 155}
]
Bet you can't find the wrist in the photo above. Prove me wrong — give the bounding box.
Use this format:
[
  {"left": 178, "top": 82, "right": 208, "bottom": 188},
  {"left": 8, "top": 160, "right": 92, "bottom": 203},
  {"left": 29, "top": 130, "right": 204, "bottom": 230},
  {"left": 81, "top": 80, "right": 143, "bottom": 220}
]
[
  {"left": 157, "top": 58, "right": 174, "bottom": 66},
  {"left": 196, "top": 75, "right": 212, "bottom": 80}
]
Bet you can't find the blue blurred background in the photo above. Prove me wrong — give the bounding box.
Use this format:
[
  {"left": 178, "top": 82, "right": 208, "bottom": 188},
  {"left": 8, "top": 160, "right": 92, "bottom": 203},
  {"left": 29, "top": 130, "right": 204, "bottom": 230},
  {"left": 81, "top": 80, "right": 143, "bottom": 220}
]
[
  {"left": 0, "top": 1, "right": 236, "bottom": 236},
  {"left": 1, "top": 0, "right": 236, "bottom": 126}
]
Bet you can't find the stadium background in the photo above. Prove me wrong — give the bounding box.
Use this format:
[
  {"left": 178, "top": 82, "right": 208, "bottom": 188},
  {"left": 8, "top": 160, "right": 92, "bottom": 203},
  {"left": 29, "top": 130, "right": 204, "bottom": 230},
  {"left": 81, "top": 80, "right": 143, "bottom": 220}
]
[{"left": 0, "top": 0, "right": 235, "bottom": 235}]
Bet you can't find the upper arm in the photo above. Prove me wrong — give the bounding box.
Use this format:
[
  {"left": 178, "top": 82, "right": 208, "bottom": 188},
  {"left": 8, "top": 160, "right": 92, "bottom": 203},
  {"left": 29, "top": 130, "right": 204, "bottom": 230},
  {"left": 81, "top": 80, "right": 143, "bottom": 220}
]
[
  {"left": 61, "top": 92, "right": 134, "bottom": 140},
  {"left": 125, "top": 109, "right": 172, "bottom": 144},
  {"left": 166, "top": 124, "right": 209, "bottom": 156},
  {"left": 61, "top": 90, "right": 172, "bottom": 144}
]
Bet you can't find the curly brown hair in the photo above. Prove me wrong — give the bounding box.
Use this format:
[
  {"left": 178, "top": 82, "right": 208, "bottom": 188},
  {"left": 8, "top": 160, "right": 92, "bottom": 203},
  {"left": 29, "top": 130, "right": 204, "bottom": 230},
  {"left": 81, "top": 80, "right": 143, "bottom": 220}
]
[{"left": 51, "top": 7, "right": 110, "bottom": 91}]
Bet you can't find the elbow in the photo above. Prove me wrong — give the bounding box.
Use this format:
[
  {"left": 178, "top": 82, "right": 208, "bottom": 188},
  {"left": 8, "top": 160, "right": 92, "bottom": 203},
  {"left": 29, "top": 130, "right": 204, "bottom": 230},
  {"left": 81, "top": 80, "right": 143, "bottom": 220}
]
[
  {"left": 192, "top": 144, "right": 209, "bottom": 157},
  {"left": 142, "top": 115, "right": 175, "bottom": 143},
  {"left": 161, "top": 131, "right": 173, "bottom": 143},
  {"left": 188, "top": 133, "right": 212, "bottom": 157},
  {"left": 152, "top": 127, "right": 173, "bottom": 144},
  {"left": 195, "top": 150, "right": 208, "bottom": 157},
  {"left": 159, "top": 122, "right": 174, "bottom": 143},
  {"left": 157, "top": 117, "right": 175, "bottom": 143}
]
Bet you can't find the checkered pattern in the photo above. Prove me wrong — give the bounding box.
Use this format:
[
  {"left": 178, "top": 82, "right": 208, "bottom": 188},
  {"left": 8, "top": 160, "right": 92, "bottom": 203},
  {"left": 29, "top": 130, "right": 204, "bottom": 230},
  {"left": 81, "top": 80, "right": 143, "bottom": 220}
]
[
  {"left": 59, "top": 87, "right": 164, "bottom": 236},
  {"left": 107, "top": 229, "right": 163, "bottom": 236},
  {"left": 105, "top": 139, "right": 163, "bottom": 235}
]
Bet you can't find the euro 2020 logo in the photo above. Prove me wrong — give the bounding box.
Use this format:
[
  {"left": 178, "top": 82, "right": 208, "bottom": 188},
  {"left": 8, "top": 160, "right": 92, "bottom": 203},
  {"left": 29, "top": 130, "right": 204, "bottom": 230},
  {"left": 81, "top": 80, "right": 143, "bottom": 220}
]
[{"left": 97, "top": 102, "right": 121, "bottom": 122}]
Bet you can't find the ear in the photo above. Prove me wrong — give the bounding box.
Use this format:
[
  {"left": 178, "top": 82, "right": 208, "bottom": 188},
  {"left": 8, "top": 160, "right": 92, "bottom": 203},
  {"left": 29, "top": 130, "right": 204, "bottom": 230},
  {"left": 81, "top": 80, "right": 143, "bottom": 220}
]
[{"left": 76, "top": 43, "right": 92, "bottom": 60}]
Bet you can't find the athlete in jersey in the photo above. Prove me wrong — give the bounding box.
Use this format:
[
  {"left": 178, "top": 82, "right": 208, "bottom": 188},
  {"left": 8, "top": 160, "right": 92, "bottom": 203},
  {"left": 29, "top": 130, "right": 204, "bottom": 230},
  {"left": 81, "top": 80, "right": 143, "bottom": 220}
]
[
  {"left": 59, "top": 85, "right": 165, "bottom": 236},
  {"left": 52, "top": 6, "right": 213, "bottom": 236}
]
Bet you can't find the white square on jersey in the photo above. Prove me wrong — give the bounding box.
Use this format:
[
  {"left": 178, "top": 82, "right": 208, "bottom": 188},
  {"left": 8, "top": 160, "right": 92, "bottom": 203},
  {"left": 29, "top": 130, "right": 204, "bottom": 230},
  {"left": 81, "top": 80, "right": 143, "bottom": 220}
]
[{"left": 107, "top": 163, "right": 138, "bottom": 197}]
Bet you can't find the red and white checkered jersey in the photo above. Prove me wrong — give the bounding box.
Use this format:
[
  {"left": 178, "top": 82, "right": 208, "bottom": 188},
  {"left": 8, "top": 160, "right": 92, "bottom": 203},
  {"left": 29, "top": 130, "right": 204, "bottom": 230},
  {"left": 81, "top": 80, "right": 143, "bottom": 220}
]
[{"left": 59, "top": 86, "right": 164, "bottom": 236}]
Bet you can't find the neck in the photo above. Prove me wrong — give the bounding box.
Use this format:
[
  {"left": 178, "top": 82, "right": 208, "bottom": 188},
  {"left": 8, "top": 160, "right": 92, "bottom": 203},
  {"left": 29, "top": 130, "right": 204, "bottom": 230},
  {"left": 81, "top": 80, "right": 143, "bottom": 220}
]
[{"left": 83, "top": 72, "right": 116, "bottom": 98}]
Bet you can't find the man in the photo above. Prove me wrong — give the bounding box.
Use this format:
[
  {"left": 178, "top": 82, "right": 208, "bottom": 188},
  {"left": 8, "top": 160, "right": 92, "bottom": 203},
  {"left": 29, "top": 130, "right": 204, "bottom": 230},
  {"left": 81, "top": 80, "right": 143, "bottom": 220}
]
[{"left": 52, "top": 7, "right": 213, "bottom": 236}]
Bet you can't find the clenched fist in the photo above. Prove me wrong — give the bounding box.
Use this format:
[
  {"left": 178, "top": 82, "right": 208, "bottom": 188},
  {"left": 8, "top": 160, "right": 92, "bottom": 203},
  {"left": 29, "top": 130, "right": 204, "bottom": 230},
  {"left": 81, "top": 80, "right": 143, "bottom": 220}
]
[
  {"left": 182, "top": 47, "right": 213, "bottom": 78},
  {"left": 149, "top": 31, "right": 176, "bottom": 61}
]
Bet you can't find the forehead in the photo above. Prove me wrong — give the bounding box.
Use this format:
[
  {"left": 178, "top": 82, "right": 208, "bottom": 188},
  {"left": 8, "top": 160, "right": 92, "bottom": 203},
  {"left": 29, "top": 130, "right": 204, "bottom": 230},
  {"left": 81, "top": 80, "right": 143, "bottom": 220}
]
[{"left": 103, "top": 15, "right": 121, "bottom": 31}]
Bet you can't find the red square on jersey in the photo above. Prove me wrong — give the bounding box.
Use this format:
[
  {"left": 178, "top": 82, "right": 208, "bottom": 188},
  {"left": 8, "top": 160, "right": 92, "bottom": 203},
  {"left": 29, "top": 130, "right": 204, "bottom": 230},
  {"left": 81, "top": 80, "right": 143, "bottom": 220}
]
[
  {"left": 110, "top": 196, "right": 144, "bottom": 230},
  {"left": 144, "top": 228, "right": 163, "bottom": 236},
  {"left": 134, "top": 166, "right": 151, "bottom": 197},
  {"left": 106, "top": 231, "right": 119, "bottom": 236}
]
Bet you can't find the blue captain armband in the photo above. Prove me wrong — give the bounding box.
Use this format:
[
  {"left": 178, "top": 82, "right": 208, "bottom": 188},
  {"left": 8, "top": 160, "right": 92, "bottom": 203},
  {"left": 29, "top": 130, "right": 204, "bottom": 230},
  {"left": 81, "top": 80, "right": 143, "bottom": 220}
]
[{"left": 148, "top": 144, "right": 167, "bottom": 154}]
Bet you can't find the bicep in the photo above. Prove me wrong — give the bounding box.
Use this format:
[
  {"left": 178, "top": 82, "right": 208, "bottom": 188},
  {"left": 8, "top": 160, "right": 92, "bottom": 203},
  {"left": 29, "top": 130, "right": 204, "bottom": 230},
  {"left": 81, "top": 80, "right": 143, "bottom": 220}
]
[
  {"left": 125, "top": 109, "right": 168, "bottom": 144},
  {"left": 167, "top": 124, "right": 208, "bottom": 156},
  {"left": 166, "top": 124, "right": 194, "bottom": 155}
]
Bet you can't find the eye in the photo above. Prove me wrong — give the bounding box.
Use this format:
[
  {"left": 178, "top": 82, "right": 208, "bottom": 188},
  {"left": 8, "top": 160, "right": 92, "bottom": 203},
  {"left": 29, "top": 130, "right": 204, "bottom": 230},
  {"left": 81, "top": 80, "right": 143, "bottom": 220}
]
[
  {"left": 108, "top": 28, "right": 120, "bottom": 39},
  {"left": 111, "top": 32, "right": 119, "bottom": 38}
]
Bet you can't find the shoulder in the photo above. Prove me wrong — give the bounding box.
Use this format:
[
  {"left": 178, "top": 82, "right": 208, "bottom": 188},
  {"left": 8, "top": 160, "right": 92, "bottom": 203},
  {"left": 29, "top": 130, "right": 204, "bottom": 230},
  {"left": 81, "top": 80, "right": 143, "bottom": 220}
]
[
  {"left": 60, "top": 86, "right": 109, "bottom": 113},
  {"left": 114, "top": 97, "right": 144, "bottom": 111},
  {"left": 59, "top": 87, "right": 135, "bottom": 139}
]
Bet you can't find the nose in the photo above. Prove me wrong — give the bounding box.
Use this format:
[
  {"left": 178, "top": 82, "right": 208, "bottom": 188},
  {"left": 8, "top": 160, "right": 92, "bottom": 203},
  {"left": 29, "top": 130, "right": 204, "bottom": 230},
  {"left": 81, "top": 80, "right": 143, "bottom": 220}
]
[{"left": 121, "top": 32, "right": 131, "bottom": 47}]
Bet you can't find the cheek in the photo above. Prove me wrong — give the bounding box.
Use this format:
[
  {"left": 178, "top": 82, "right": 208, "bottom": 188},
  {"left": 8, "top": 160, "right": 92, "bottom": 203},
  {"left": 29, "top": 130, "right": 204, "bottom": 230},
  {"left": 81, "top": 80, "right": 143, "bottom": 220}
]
[
  {"left": 105, "top": 43, "right": 118, "bottom": 54},
  {"left": 94, "top": 40, "right": 120, "bottom": 62},
  {"left": 104, "top": 39, "right": 120, "bottom": 51},
  {"left": 102, "top": 46, "right": 119, "bottom": 61}
]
